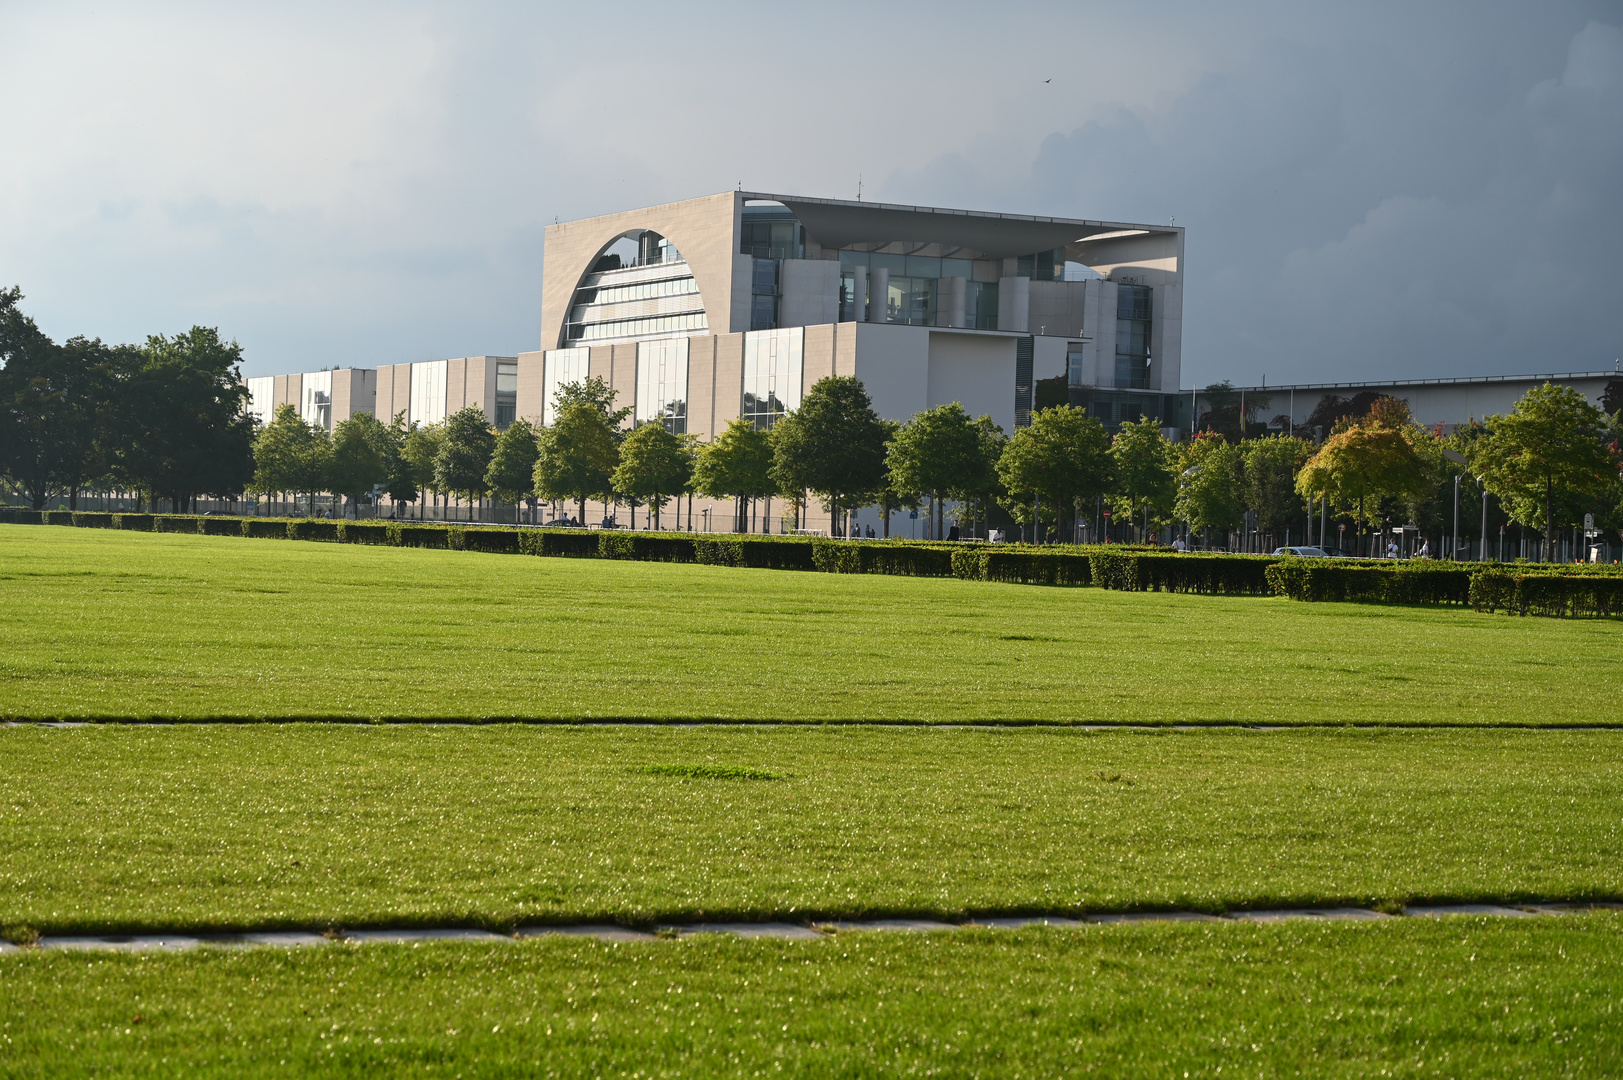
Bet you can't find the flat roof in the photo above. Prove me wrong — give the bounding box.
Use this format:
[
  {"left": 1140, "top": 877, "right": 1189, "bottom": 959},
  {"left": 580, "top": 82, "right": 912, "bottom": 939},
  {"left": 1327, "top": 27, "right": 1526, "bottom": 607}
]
[
  {"left": 1195, "top": 370, "right": 1621, "bottom": 394},
  {"left": 744, "top": 191, "right": 1178, "bottom": 260}
]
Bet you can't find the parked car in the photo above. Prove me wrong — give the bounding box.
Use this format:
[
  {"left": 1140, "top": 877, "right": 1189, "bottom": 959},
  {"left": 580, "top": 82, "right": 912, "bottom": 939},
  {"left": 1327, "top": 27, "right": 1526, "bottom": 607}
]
[
  {"left": 1319, "top": 545, "right": 1357, "bottom": 558},
  {"left": 1273, "top": 546, "right": 1332, "bottom": 557}
]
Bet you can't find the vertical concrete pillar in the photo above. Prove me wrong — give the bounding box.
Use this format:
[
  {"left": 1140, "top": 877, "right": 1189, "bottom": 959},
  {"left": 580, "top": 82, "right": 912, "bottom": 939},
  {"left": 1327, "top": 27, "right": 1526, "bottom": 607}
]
[
  {"left": 851, "top": 266, "right": 867, "bottom": 323},
  {"left": 947, "top": 276, "right": 967, "bottom": 328},
  {"left": 999, "top": 276, "right": 1031, "bottom": 333},
  {"left": 869, "top": 267, "right": 889, "bottom": 322}
]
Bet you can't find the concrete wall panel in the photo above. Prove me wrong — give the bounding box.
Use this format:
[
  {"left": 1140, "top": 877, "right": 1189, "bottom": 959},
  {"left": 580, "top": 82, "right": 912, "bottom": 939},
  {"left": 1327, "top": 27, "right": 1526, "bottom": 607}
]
[
  {"left": 713, "top": 332, "right": 744, "bottom": 430},
  {"left": 928, "top": 332, "right": 1018, "bottom": 434},
  {"left": 515, "top": 351, "right": 546, "bottom": 424}
]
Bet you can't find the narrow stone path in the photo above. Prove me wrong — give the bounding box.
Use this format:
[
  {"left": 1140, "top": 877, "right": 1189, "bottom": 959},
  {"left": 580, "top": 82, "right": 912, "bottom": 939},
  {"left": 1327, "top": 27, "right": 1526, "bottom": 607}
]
[{"left": 5, "top": 902, "right": 1617, "bottom": 954}]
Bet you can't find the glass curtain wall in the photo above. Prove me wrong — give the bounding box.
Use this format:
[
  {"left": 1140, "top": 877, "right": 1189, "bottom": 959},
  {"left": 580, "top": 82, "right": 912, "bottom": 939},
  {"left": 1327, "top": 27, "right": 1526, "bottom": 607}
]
[
  {"left": 409, "top": 360, "right": 448, "bottom": 427},
  {"left": 542, "top": 348, "right": 588, "bottom": 426},
  {"left": 300, "top": 370, "right": 333, "bottom": 431},
  {"left": 246, "top": 377, "right": 274, "bottom": 428},
  {"left": 495, "top": 362, "right": 517, "bottom": 430},
  {"left": 742, "top": 327, "right": 804, "bottom": 429},
  {"left": 1115, "top": 285, "right": 1152, "bottom": 389},
  {"left": 636, "top": 337, "right": 689, "bottom": 434}
]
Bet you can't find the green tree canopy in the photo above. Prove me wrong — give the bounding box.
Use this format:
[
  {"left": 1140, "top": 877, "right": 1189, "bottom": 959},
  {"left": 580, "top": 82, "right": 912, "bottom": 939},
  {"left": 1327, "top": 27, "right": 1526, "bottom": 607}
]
[
  {"left": 693, "top": 418, "right": 775, "bottom": 532},
  {"left": 250, "top": 404, "right": 330, "bottom": 504},
  {"left": 612, "top": 422, "right": 694, "bottom": 529},
  {"left": 1108, "top": 415, "right": 1177, "bottom": 537},
  {"left": 995, "top": 405, "right": 1114, "bottom": 539},
  {"left": 1467, "top": 383, "right": 1615, "bottom": 551},
  {"left": 485, "top": 418, "right": 540, "bottom": 505},
  {"left": 327, "top": 413, "right": 398, "bottom": 506},
  {"left": 554, "top": 375, "right": 632, "bottom": 429},
  {"left": 1241, "top": 435, "right": 1314, "bottom": 538},
  {"left": 1296, "top": 396, "right": 1431, "bottom": 534},
  {"left": 380, "top": 412, "right": 418, "bottom": 506},
  {"left": 1175, "top": 432, "right": 1244, "bottom": 539},
  {"left": 770, "top": 376, "right": 889, "bottom": 530},
  {"left": 534, "top": 400, "right": 620, "bottom": 522},
  {"left": 887, "top": 402, "right": 984, "bottom": 537},
  {"left": 433, "top": 407, "right": 497, "bottom": 513},
  {"left": 401, "top": 421, "right": 443, "bottom": 505}
]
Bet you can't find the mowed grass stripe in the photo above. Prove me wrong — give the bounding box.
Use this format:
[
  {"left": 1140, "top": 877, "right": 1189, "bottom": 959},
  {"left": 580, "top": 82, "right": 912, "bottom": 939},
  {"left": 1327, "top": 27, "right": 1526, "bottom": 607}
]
[
  {"left": 2, "top": 918, "right": 1618, "bottom": 1077},
  {"left": 0, "top": 525, "right": 1619, "bottom": 723},
  {"left": 2, "top": 725, "right": 1619, "bottom": 934}
]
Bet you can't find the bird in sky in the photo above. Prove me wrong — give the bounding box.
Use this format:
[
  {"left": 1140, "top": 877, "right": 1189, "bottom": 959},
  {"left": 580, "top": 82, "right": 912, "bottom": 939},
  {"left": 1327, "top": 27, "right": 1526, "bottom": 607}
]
[{"left": 1044, "top": 78, "right": 1052, "bottom": 83}]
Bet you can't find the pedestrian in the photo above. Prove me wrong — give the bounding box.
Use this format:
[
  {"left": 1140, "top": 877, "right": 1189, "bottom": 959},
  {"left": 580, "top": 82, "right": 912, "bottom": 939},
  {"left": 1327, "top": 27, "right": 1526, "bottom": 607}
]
[
  {"left": 948, "top": 520, "right": 961, "bottom": 542},
  {"left": 1418, "top": 539, "right": 1430, "bottom": 559},
  {"left": 1173, "top": 536, "right": 1187, "bottom": 553},
  {"left": 1386, "top": 539, "right": 1399, "bottom": 559}
]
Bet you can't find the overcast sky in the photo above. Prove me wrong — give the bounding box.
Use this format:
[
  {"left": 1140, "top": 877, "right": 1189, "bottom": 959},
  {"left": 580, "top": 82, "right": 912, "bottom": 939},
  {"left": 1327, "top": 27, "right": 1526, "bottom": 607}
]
[{"left": 3, "top": 1, "right": 1620, "bottom": 385}]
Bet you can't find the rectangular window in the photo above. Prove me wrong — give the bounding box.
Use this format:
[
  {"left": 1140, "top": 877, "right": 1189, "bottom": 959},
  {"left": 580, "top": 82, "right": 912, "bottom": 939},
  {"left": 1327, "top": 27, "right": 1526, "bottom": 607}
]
[
  {"left": 300, "top": 370, "right": 333, "bottom": 431},
  {"left": 885, "top": 276, "right": 936, "bottom": 325},
  {"left": 966, "top": 281, "right": 999, "bottom": 330},
  {"left": 742, "top": 327, "right": 804, "bottom": 430},
  {"left": 1067, "top": 346, "right": 1086, "bottom": 386},
  {"left": 408, "top": 360, "right": 447, "bottom": 427},
  {"left": 495, "top": 362, "right": 517, "bottom": 430},
  {"left": 636, "top": 337, "right": 689, "bottom": 434},
  {"left": 542, "top": 348, "right": 589, "bottom": 427},
  {"left": 1014, "top": 336, "right": 1034, "bottom": 428}
]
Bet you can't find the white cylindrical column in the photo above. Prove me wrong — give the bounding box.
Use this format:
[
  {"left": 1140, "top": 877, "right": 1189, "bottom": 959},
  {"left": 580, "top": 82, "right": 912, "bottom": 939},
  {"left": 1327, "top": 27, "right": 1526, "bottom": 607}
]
[
  {"left": 947, "top": 275, "right": 967, "bottom": 328},
  {"left": 999, "top": 275, "right": 1030, "bottom": 333},
  {"left": 869, "top": 267, "right": 889, "bottom": 322},
  {"left": 851, "top": 266, "right": 867, "bottom": 323}
]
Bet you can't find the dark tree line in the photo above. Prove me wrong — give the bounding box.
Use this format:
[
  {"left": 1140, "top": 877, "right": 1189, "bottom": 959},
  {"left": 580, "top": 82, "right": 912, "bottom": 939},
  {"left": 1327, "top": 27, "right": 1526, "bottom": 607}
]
[{"left": 0, "top": 288, "right": 254, "bottom": 510}]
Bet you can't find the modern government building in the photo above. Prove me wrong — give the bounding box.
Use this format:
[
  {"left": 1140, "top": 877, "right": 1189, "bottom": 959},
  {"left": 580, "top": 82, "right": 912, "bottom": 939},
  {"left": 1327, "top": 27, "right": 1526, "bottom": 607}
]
[{"left": 246, "top": 191, "right": 1621, "bottom": 532}]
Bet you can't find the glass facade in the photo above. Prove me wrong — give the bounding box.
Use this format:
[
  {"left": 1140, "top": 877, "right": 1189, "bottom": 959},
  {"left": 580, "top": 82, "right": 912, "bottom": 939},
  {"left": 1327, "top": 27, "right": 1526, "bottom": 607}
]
[
  {"left": 571, "top": 311, "right": 708, "bottom": 343},
  {"left": 750, "top": 258, "right": 779, "bottom": 331},
  {"left": 495, "top": 361, "right": 517, "bottom": 430},
  {"left": 636, "top": 337, "right": 689, "bottom": 434},
  {"left": 1017, "top": 249, "right": 1064, "bottom": 280},
  {"left": 965, "top": 280, "right": 999, "bottom": 330},
  {"left": 581, "top": 275, "right": 700, "bottom": 306},
  {"left": 884, "top": 275, "right": 937, "bottom": 325},
  {"left": 835, "top": 250, "right": 994, "bottom": 327},
  {"left": 542, "top": 348, "right": 588, "bottom": 427},
  {"left": 1014, "top": 337, "right": 1034, "bottom": 428},
  {"left": 1114, "top": 284, "right": 1152, "bottom": 389},
  {"left": 409, "top": 360, "right": 447, "bottom": 427},
  {"left": 565, "top": 238, "right": 706, "bottom": 345},
  {"left": 742, "top": 327, "right": 804, "bottom": 429},
  {"left": 740, "top": 216, "right": 802, "bottom": 260},
  {"left": 300, "top": 370, "right": 333, "bottom": 431}
]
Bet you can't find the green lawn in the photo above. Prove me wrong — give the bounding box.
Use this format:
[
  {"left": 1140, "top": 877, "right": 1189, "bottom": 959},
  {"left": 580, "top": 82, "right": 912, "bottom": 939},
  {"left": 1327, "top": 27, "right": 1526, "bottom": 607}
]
[
  {"left": 0, "top": 525, "right": 1618, "bottom": 723},
  {"left": 3, "top": 724, "right": 1619, "bottom": 935},
  {"left": 3, "top": 917, "right": 1620, "bottom": 1078}
]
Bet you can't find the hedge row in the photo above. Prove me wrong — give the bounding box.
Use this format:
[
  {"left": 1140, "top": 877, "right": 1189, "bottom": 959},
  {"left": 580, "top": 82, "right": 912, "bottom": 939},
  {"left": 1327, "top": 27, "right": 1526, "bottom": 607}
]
[
  {"left": 951, "top": 547, "right": 1092, "bottom": 586},
  {"left": 1266, "top": 561, "right": 1475, "bottom": 605},
  {"left": 1090, "top": 550, "right": 1277, "bottom": 595},
  {"left": 1470, "top": 568, "right": 1623, "bottom": 618}
]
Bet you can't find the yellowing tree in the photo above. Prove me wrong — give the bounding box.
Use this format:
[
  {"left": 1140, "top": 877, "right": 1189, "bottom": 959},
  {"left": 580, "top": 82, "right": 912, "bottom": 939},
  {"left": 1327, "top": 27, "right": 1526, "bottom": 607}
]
[{"left": 1296, "top": 396, "right": 1429, "bottom": 552}]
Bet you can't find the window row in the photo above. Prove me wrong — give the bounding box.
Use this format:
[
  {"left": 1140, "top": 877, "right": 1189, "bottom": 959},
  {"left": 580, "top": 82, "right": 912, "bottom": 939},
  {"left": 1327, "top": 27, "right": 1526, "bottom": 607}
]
[
  {"left": 575, "top": 273, "right": 700, "bottom": 307},
  {"left": 564, "top": 312, "right": 710, "bottom": 343}
]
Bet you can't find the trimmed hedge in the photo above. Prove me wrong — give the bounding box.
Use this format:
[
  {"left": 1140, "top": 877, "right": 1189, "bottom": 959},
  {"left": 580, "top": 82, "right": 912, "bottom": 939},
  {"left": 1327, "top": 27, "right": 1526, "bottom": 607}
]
[
  {"left": 242, "top": 519, "right": 289, "bottom": 539},
  {"left": 518, "top": 529, "right": 599, "bottom": 557},
  {"left": 1090, "top": 550, "right": 1276, "bottom": 595},
  {"left": 1267, "top": 561, "right": 1474, "bottom": 605},
  {"left": 1470, "top": 568, "right": 1623, "bottom": 618},
  {"left": 338, "top": 521, "right": 393, "bottom": 545},
  {"left": 42, "top": 510, "right": 78, "bottom": 526},
  {"left": 952, "top": 547, "right": 1092, "bottom": 586},
  {"left": 692, "top": 536, "right": 818, "bottom": 571},
  {"left": 71, "top": 512, "right": 116, "bottom": 529},
  {"left": 286, "top": 519, "right": 341, "bottom": 542},
  {"left": 199, "top": 516, "right": 244, "bottom": 536},
  {"left": 809, "top": 540, "right": 957, "bottom": 577},
  {"left": 458, "top": 527, "right": 523, "bottom": 555},
  {"left": 600, "top": 532, "right": 696, "bottom": 562},
  {"left": 390, "top": 523, "right": 451, "bottom": 549},
  {"left": 112, "top": 513, "right": 153, "bottom": 531},
  {"left": 153, "top": 514, "right": 200, "bottom": 534},
  {"left": 0, "top": 508, "right": 43, "bottom": 524}
]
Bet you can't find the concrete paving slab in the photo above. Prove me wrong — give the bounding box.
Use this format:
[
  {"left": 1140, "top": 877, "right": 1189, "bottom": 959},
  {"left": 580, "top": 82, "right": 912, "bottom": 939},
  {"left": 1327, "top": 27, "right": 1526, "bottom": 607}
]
[
  {"left": 38, "top": 935, "right": 205, "bottom": 952},
  {"left": 342, "top": 929, "right": 509, "bottom": 944},
  {"left": 828, "top": 919, "right": 960, "bottom": 933},
  {"left": 1227, "top": 908, "right": 1391, "bottom": 923},
  {"left": 237, "top": 932, "right": 331, "bottom": 948},
  {"left": 0, "top": 940, "right": 19, "bottom": 954},
  {"left": 1087, "top": 911, "right": 1222, "bottom": 924},
  {"left": 1516, "top": 902, "right": 1623, "bottom": 915},
  {"left": 968, "top": 916, "right": 1086, "bottom": 929},
  {"left": 515, "top": 924, "right": 659, "bottom": 942},
  {"left": 673, "top": 922, "right": 824, "bottom": 940},
  {"left": 1404, "top": 904, "right": 1537, "bottom": 919}
]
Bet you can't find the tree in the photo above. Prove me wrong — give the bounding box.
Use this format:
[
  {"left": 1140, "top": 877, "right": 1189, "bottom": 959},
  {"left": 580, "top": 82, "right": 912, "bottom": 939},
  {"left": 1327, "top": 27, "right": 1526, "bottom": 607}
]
[
  {"left": 485, "top": 418, "right": 540, "bottom": 506},
  {"left": 995, "top": 405, "right": 1114, "bottom": 542},
  {"left": 381, "top": 412, "right": 419, "bottom": 507},
  {"left": 770, "top": 376, "right": 888, "bottom": 534},
  {"left": 886, "top": 402, "right": 984, "bottom": 539},
  {"left": 1241, "top": 436, "right": 1313, "bottom": 542},
  {"left": 534, "top": 400, "right": 619, "bottom": 523},
  {"left": 1175, "top": 432, "right": 1244, "bottom": 543},
  {"left": 401, "top": 422, "right": 443, "bottom": 513},
  {"left": 1296, "top": 396, "right": 1430, "bottom": 552},
  {"left": 0, "top": 290, "right": 121, "bottom": 509},
  {"left": 328, "top": 413, "right": 397, "bottom": 513},
  {"left": 250, "top": 404, "right": 330, "bottom": 510},
  {"left": 1467, "top": 383, "right": 1614, "bottom": 559},
  {"left": 949, "top": 415, "right": 1007, "bottom": 540},
  {"left": 433, "top": 407, "right": 497, "bottom": 518},
  {"left": 554, "top": 376, "right": 633, "bottom": 429},
  {"left": 692, "top": 418, "right": 775, "bottom": 533},
  {"left": 116, "top": 327, "right": 255, "bottom": 511},
  {"left": 612, "top": 422, "right": 694, "bottom": 530},
  {"left": 1108, "top": 415, "right": 1177, "bottom": 541}
]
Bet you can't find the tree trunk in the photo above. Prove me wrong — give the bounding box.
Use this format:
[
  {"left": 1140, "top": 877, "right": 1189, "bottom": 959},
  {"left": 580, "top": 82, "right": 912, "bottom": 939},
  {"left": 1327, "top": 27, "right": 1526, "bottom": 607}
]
[{"left": 1545, "top": 477, "right": 1554, "bottom": 563}]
